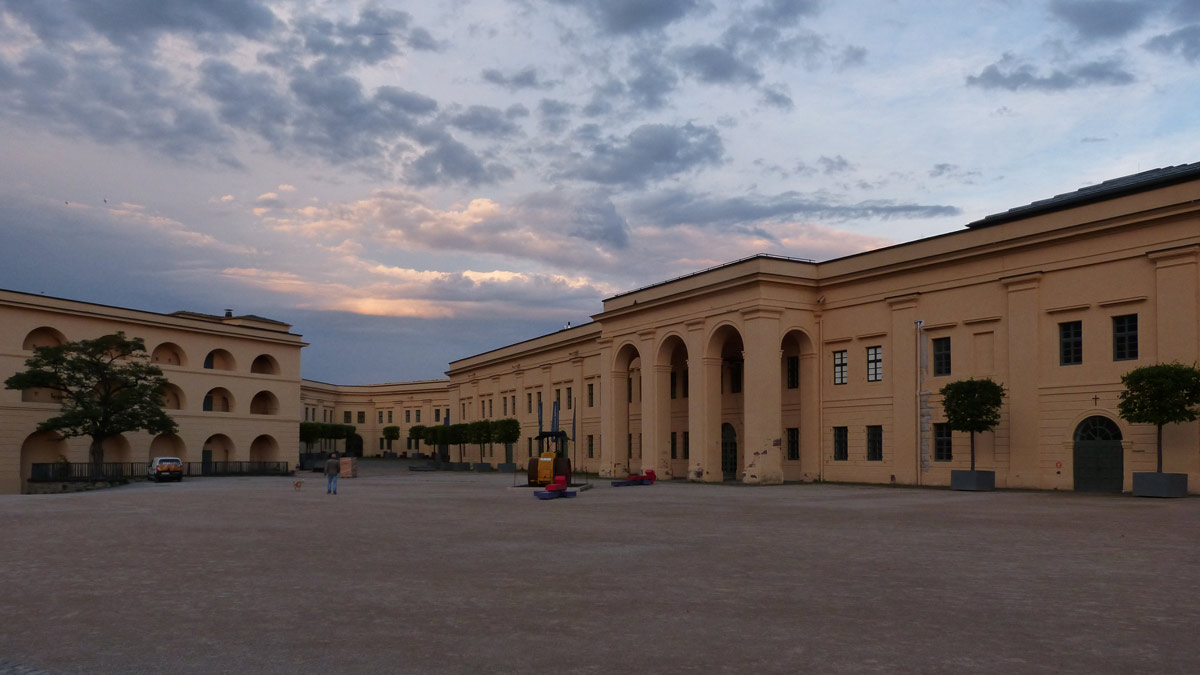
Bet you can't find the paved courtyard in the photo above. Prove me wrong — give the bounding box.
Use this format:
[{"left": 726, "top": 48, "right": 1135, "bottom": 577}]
[{"left": 1, "top": 460, "right": 1198, "bottom": 674}]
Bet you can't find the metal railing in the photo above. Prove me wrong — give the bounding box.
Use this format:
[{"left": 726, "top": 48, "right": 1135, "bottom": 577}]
[{"left": 29, "top": 461, "right": 291, "bottom": 482}]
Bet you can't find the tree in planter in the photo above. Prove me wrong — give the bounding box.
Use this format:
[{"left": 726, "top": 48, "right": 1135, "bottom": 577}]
[
  {"left": 1118, "top": 362, "right": 1200, "bottom": 473},
  {"left": 447, "top": 423, "right": 469, "bottom": 463},
  {"left": 468, "top": 420, "right": 493, "bottom": 463},
  {"left": 382, "top": 425, "right": 400, "bottom": 454},
  {"left": 421, "top": 425, "right": 440, "bottom": 460},
  {"left": 493, "top": 418, "right": 521, "bottom": 462},
  {"left": 299, "top": 422, "right": 323, "bottom": 455},
  {"left": 408, "top": 425, "right": 426, "bottom": 455},
  {"left": 4, "top": 332, "right": 177, "bottom": 469},
  {"left": 939, "top": 377, "right": 1006, "bottom": 471}
]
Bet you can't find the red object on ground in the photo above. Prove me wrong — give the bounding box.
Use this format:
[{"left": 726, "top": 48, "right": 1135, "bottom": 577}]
[
  {"left": 545, "top": 475, "right": 569, "bottom": 491},
  {"left": 625, "top": 469, "right": 657, "bottom": 484}
]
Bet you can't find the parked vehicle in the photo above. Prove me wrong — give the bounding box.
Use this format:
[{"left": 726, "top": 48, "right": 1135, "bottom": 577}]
[{"left": 148, "top": 457, "right": 183, "bottom": 482}]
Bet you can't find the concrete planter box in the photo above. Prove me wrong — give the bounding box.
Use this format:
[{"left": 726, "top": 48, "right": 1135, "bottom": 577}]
[
  {"left": 496, "top": 463, "right": 518, "bottom": 473},
  {"left": 472, "top": 463, "right": 493, "bottom": 472},
  {"left": 1132, "top": 472, "right": 1188, "bottom": 498},
  {"left": 951, "top": 470, "right": 995, "bottom": 491}
]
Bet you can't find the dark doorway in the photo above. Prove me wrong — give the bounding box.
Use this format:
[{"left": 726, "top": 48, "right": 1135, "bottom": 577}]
[
  {"left": 346, "top": 434, "right": 364, "bottom": 457},
  {"left": 201, "top": 449, "right": 212, "bottom": 476},
  {"left": 721, "top": 423, "right": 738, "bottom": 481},
  {"left": 1073, "top": 416, "right": 1123, "bottom": 493}
]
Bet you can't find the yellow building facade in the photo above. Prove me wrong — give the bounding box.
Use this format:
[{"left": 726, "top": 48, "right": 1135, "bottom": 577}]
[
  {"left": 444, "top": 164, "right": 1200, "bottom": 492},
  {"left": 0, "top": 291, "right": 305, "bottom": 494},
  {"left": 299, "top": 380, "right": 451, "bottom": 457}
]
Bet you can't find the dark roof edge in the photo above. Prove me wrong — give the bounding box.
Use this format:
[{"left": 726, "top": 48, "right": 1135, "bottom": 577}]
[{"left": 967, "top": 162, "right": 1200, "bottom": 229}]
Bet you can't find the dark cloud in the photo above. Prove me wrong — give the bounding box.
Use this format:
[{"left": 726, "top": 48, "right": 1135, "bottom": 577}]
[
  {"left": 1049, "top": 1, "right": 1155, "bottom": 41},
  {"left": 966, "top": 54, "right": 1135, "bottom": 91},
  {"left": 752, "top": 0, "right": 823, "bottom": 25},
  {"left": 626, "top": 52, "right": 678, "bottom": 109},
  {"left": 550, "top": 0, "right": 701, "bottom": 35},
  {"left": 291, "top": 8, "right": 408, "bottom": 67},
  {"left": 448, "top": 105, "right": 522, "bottom": 138},
  {"left": 568, "top": 198, "right": 631, "bottom": 249},
  {"left": 629, "top": 190, "right": 961, "bottom": 228},
  {"left": 563, "top": 123, "right": 724, "bottom": 187},
  {"left": 198, "top": 59, "right": 293, "bottom": 148},
  {"left": 582, "top": 79, "right": 626, "bottom": 116},
  {"left": 406, "top": 27, "right": 441, "bottom": 51},
  {"left": 538, "top": 98, "right": 574, "bottom": 133},
  {"left": 836, "top": 45, "right": 867, "bottom": 69},
  {"left": 759, "top": 85, "right": 794, "bottom": 110},
  {"left": 929, "top": 163, "right": 981, "bottom": 181},
  {"left": 0, "top": 0, "right": 279, "bottom": 50},
  {"left": 482, "top": 66, "right": 554, "bottom": 90},
  {"left": 818, "top": 155, "right": 853, "bottom": 175},
  {"left": 1146, "top": 25, "right": 1200, "bottom": 62},
  {"left": 0, "top": 47, "right": 238, "bottom": 166},
  {"left": 674, "top": 44, "right": 762, "bottom": 84},
  {"left": 506, "top": 104, "right": 531, "bottom": 118},
  {"left": 405, "top": 129, "right": 514, "bottom": 187}
]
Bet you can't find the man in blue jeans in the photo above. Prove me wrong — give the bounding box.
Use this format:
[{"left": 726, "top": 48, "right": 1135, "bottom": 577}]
[{"left": 325, "top": 452, "right": 340, "bottom": 494}]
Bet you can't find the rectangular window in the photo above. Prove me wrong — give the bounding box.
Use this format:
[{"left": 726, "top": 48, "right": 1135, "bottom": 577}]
[
  {"left": 786, "top": 427, "right": 799, "bottom": 461},
  {"left": 786, "top": 355, "right": 799, "bottom": 389},
  {"left": 415, "top": 410, "right": 420, "bottom": 423},
  {"left": 866, "top": 425, "right": 883, "bottom": 461},
  {"left": 344, "top": 411, "right": 351, "bottom": 424},
  {"left": 480, "top": 401, "right": 485, "bottom": 417},
  {"left": 378, "top": 411, "right": 383, "bottom": 423},
  {"left": 567, "top": 387, "right": 572, "bottom": 409},
  {"left": 387, "top": 410, "right": 393, "bottom": 423},
  {"left": 588, "top": 383, "right": 594, "bottom": 407},
  {"left": 932, "top": 337, "right": 952, "bottom": 377},
  {"left": 833, "top": 350, "right": 847, "bottom": 385},
  {"left": 405, "top": 410, "right": 411, "bottom": 423},
  {"left": 867, "top": 346, "right": 882, "bottom": 382},
  {"left": 379, "top": 437, "right": 385, "bottom": 450},
  {"left": 683, "top": 431, "right": 690, "bottom": 459},
  {"left": 670, "top": 432, "right": 678, "bottom": 459},
  {"left": 670, "top": 372, "right": 677, "bottom": 399},
  {"left": 1059, "top": 321, "right": 1082, "bottom": 365},
  {"left": 933, "top": 423, "right": 953, "bottom": 462},
  {"left": 1113, "top": 314, "right": 1138, "bottom": 361},
  {"left": 527, "top": 393, "right": 533, "bottom": 414},
  {"left": 555, "top": 389, "right": 561, "bottom": 408},
  {"left": 537, "top": 391, "right": 542, "bottom": 410},
  {"left": 833, "top": 427, "right": 848, "bottom": 461},
  {"left": 586, "top": 435, "right": 594, "bottom": 459},
  {"left": 435, "top": 409, "right": 441, "bottom": 422},
  {"left": 357, "top": 411, "right": 365, "bottom": 424},
  {"left": 503, "top": 397, "right": 508, "bottom": 416},
  {"left": 445, "top": 408, "right": 450, "bottom": 422}
]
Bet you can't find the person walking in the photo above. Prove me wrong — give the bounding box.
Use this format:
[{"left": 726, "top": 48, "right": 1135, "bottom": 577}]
[{"left": 325, "top": 452, "right": 340, "bottom": 495}]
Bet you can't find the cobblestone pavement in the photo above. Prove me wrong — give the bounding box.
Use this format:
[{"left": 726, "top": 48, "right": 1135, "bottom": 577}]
[{"left": 2, "top": 461, "right": 1199, "bottom": 674}]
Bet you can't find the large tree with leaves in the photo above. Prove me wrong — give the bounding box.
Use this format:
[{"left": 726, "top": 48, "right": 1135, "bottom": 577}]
[
  {"left": 4, "top": 332, "right": 177, "bottom": 468},
  {"left": 939, "top": 377, "right": 1006, "bottom": 472},
  {"left": 1118, "top": 362, "right": 1200, "bottom": 473}
]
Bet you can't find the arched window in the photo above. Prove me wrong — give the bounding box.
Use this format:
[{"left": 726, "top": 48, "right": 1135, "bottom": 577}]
[
  {"left": 250, "top": 391, "right": 279, "bottom": 415},
  {"left": 151, "top": 342, "right": 187, "bottom": 367},
  {"left": 203, "top": 349, "right": 236, "bottom": 371},
  {"left": 250, "top": 354, "right": 280, "bottom": 375},
  {"left": 1073, "top": 416, "right": 1122, "bottom": 441},
  {"left": 22, "top": 327, "right": 66, "bottom": 351}
]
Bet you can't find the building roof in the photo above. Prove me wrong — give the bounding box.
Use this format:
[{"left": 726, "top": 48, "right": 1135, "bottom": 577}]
[{"left": 967, "top": 161, "right": 1200, "bottom": 229}]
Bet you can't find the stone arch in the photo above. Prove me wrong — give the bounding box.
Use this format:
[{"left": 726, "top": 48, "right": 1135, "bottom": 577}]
[
  {"left": 160, "top": 383, "right": 186, "bottom": 410},
  {"left": 249, "top": 434, "right": 280, "bottom": 462},
  {"left": 149, "top": 433, "right": 186, "bottom": 461},
  {"left": 203, "top": 387, "right": 235, "bottom": 413},
  {"left": 101, "top": 434, "right": 132, "bottom": 463},
  {"left": 22, "top": 326, "right": 66, "bottom": 351},
  {"left": 20, "top": 431, "right": 67, "bottom": 494},
  {"left": 611, "top": 341, "right": 643, "bottom": 475},
  {"left": 203, "top": 434, "right": 234, "bottom": 464},
  {"left": 250, "top": 354, "right": 280, "bottom": 375},
  {"left": 655, "top": 333, "right": 691, "bottom": 478},
  {"left": 700, "top": 323, "right": 746, "bottom": 482},
  {"left": 151, "top": 342, "right": 187, "bottom": 367},
  {"left": 203, "top": 348, "right": 236, "bottom": 371},
  {"left": 250, "top": 390, "right": 279, "bottom": 415},
  {"left": 780, "top": 328, "right": 819, "bottom": 479}
]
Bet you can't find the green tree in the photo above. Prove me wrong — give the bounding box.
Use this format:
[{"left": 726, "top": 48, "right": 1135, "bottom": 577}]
[
  {"left": 382, "top": 425, "right": 400, "bottom": 453},
  {"left": 408, "top": 424, "right": 426, "bottom": 449},
  {"left": 447, "top": 423, "right": 469, "bottom": 462},
  {"left": 493, "top": 418, "right": 521, "bottom": 460},
  {"left": 939, "top": 377, "right": 1006, "bottom": 472},
  {"left": 299, "top": 422, "right": 323, "bottom": 453},
  {"left": 4, "top": 332, "right": 177, "bottom": 469},
  {"left": 1118, "top": 362, "right": 1200, "bottom": 473},
  {"left": 468, "top": 419, "right": 493, "bottom": 463}
]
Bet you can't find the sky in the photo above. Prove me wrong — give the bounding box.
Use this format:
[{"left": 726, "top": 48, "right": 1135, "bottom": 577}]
[{"left": 2, "top": 0, "right": 1200, "bottom": 384}]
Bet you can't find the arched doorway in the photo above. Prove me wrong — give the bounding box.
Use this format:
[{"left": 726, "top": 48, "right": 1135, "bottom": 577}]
[
  {"left": 1073, "top": 416, "right": 1123, "bottom": 493},
  {"left": 250, "top": 435, "right": 279, "bottom": 462},
  {"left": 721, "top": 423, "right": 738, "bottom": 480},
  {"left": 149, "top": 433, "right": 186, "bottom": 462},
  {"left": 611, "top": 342, "right": 642, "bottom": 476},
  {"left": 20, "top": 432, "right": 67, "bottom": 494},
  {"left": 346, "top": 434, "right": 364, "bottom": 457},
  {"left": 655, "top": 334, "right": 690, "bottom": 479},
  {"left": 202, "top": 434, "right": 234, "bottom": 474}
]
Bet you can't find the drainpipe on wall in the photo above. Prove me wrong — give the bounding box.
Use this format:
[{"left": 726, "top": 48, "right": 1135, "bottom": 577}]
[{"left": 915, "top": 319, "right": 924, "bottom": 486}]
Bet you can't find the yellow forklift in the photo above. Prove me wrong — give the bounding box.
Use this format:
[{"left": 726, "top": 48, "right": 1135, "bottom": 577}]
[{"left": 527, "top": 430, "right": 571, "bottom": 487}]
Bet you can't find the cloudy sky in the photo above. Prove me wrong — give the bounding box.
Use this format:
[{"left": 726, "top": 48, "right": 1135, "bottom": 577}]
[{"left": 2, "top": 0, "right": 1199, "bottom": 383}]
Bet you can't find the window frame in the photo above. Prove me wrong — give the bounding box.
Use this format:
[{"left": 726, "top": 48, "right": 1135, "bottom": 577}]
[
  {"left": 933, "top": 422, "right": 953, "bottom": 462},
  {"left": 932, "top": 337, "right": 952, "bottom": 377},
  {"left": 866, "top": 345, "right": 882, "bottom": 382},
  {"left": 833, "top": 350, "right": 848, "bottom": 385},
  {"left": 1059, "top": 320, "right": 1083, "bottom": 366},
  {"left": 832, "top": 426, "right": 848, "bottom": 461},
  {"left": 866, "top": 425, "right": 883, "bottom": 461},
  {"left": 1113, "top": 314, "right": 1138, "bottom": 361}
]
